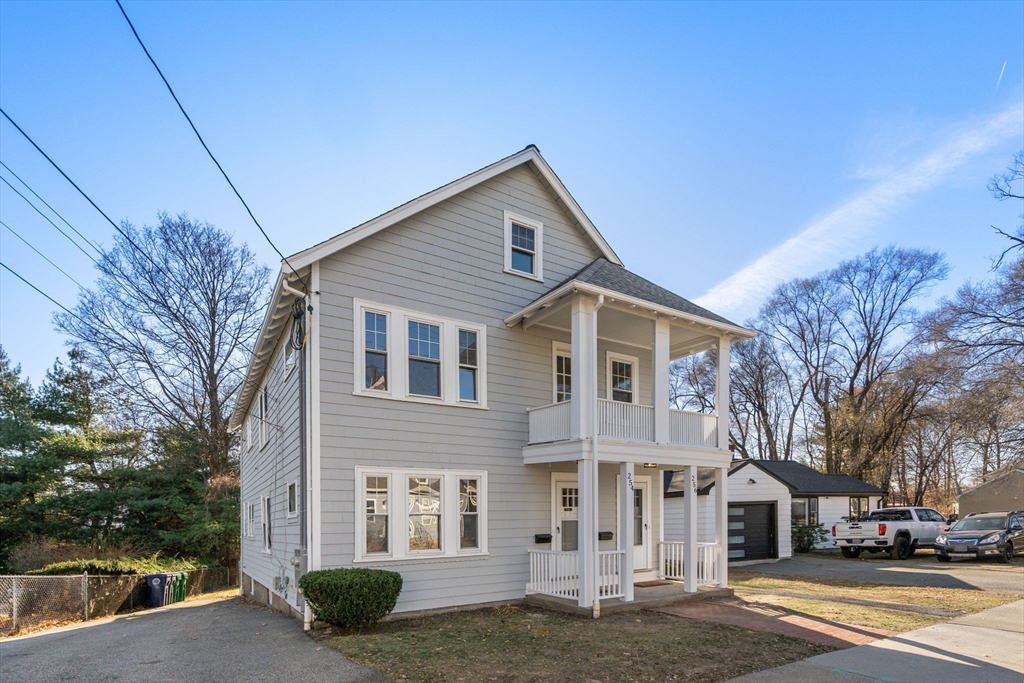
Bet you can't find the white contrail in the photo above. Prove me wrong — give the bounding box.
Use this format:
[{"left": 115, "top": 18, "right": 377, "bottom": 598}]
[
  {"left": 694, "top": 104, "right": 1022, "bottom": 318},
  {"left": 995, "top": 61, "right": 1006, "bottom": 92}
]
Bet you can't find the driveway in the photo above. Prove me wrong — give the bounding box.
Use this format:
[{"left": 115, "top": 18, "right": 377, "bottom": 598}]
[
  {"left": 742, "top": 553, "right": 1024, "bottom": 594},
  {"left": 0, "top": 595, "right": 388, "bottom": 683}
]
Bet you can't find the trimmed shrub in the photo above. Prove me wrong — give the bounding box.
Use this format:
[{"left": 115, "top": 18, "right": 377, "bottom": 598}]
[
  {"left": 791, "top": 523, "right": 830, "bottom": 553},
  {"left": 26, "top": 554, "right": 211, "bottom": 576},
  {"left": 299, "top": 567, "right": 402, "bottom": 630}
]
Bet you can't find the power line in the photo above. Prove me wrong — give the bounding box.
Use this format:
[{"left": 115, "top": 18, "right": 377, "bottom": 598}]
[
  {"left": 0, "top": 220, "right": 86, "bottom": 289},
  {"left": 0, "top": 160, "right": 103, "bottom": 255},
  {"left": 114, "top": 0, "right": 309, "bottom": 293},
  {"left": 0, "top": 261, "right": 76, "bottom": 317},
  {"left": 0, "top": 175, "right": 98, "bottom": 263}
]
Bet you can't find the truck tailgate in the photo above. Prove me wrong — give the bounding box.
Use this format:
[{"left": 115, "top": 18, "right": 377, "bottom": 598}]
[{"left": 835, "top": 522, "right": 881, "bottom": 539}]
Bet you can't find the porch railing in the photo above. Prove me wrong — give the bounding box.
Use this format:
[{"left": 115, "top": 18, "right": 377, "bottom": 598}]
[
  {"left": 526, "top": 549, "right": 625, "bottom": 600},
  {"left": 669, "top": 410, "right": 718, "bottom": 448},
  {"left": 527, "top": 549, "right": 578, "bottom": 599},
  {"left": 658, "top": 542, "right": 722, "bottom": 586},
  {"left": 597, "top": 550, "right": 625, "bottom": 599},
  {"left": 598, "top": 400, "right": 654, "bottom": 442},
  {"left": 527, "top": 401, "right": 572, "bottom": 444}
]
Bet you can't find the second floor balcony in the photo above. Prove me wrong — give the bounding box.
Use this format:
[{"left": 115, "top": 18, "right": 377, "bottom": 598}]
[{"left": 528, "top": 399, "right": 719, "bottom": 448}]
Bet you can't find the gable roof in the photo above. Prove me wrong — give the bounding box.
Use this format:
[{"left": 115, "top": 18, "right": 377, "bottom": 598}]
[
  {"left": 505, "top": 258, "right": 756, "bottom": 338},
  {"left": 663, "top": 459, "right": 886, "bottom": 498},
  {"left": 287, "top": 145, "right": 621, "bottom": 271},
  {"left": 957, "top": 467, "right": 1024, "bottom": 500}
]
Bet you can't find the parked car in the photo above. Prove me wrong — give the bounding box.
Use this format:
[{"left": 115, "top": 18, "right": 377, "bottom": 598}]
[
  {"left": 934, "top": 511, "right": 1024, "bottom": 564},
  {"left": 832, "top": 507, "right": 947, "bottom": 560}
]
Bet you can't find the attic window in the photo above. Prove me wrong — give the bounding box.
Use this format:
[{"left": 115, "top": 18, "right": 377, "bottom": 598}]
[{"left": 503, "top": 211, "right": 543, "bottom": 281}]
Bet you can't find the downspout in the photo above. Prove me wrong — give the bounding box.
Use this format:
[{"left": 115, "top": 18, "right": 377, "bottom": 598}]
[
  {"left": 282, "top": 278, "right": 312, "bottom": 630},
  {"left": 591, "top": 294, "right": 604, "bottom": 618}
]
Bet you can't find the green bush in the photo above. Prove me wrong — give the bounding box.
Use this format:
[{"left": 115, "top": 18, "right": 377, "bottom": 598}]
[
  {"left": 26, "top": 554, "right": 212, "bottom": 575},
  {"left": 299, "top": 567, "right": 403, "bottom": 630},
  {"left": 792, "top": 523, "right": 829, "bottom": 553}
]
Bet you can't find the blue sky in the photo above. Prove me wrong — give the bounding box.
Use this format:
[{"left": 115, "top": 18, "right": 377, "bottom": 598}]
[{"left": 1, "top": 1, "right": 1022, "bottom": 384}]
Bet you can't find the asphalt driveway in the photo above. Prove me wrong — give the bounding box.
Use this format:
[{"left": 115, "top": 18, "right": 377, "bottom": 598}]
[
  {"left": 744, "top": 553, "right": 1024, "bottom": 594},
  {"left": 0, "top": 595, "right": 388, "bottom": 683}
]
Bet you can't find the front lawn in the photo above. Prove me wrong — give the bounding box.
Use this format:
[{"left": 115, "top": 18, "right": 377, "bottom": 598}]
[{"left": 324, "top": 605, "right": 832, "bottom": 683}]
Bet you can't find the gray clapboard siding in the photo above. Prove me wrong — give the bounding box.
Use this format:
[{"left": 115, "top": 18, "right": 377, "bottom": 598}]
[{"left": 314, "top": 162, "right": 609, "bottom": 612}]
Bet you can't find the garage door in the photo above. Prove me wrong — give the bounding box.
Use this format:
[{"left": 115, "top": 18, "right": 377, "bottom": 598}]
[{"left": 728, "top": 504, "right": 776, "bottom": 561}]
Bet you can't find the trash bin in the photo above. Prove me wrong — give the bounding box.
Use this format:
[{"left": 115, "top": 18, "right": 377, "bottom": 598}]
[
  {"left": 145, "top": 573, "right": 173, "bottom": 608},
  {"left": 174, "top": 572, "right": 188, "bottom": 603}
]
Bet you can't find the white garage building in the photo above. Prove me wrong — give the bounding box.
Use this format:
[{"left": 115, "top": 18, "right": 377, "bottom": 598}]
[{"left": 664, "top": 459, "right": 886, "bottom": 562}]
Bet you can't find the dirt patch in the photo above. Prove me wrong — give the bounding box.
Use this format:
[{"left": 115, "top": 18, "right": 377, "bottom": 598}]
[
  {"left": 634, "top": 581, "right": 673, "bottom": 587},
  {"left": 324, "top": 605, "right": 831, "bottom": 683}
]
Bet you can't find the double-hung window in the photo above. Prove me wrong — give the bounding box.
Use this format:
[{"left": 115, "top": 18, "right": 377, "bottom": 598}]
[
  {"left": 791, "top": 498, "right": 818, "bottom": 526},
  {"left": 258, "top": 386, "right": 269, "bottom": 448},
  {"left": 245, "top": 501, "right": 256, "bottom": 538},
  {"left": 503, "top": 211, "right": 543, "bottom": 281},
  {"left": 552, "top": 343, "right": 572, "bottom": 403},
  {"left": 355, "top": 467, "right": 488, "bottom": 562},
  {"left": 408, "top": 321, "right": 441, "bottom": 397},
  {"left": 849, "top": 497, "right": 869, "bottom": 520},
  {"left": 354, "top": 300, "right": 487, "bottom": 408},
  {"left": 261, "top": 495, "right": 272, "bottom": 551},
  {"left": 458, "top": 330, "right": 478, "bottom": 402},
  {"left": 287, "top": 480, "right": 298, "bottom": 518},
  {"left": 606, "top": 352, "right": 639, "bottom": 404}
]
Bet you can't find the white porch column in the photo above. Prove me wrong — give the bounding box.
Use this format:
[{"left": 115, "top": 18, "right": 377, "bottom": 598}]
[
  {"left": 652, "top": 317, "right": 671, "bottom": 444},
  {"left": 716, "top": 336, "right": 732, "bottom": 451},
  {"left": 714, "top": 466, "right": 729, "bottom": 588},
  {"left": 683, "top": 465, "right": 699, "bottom": 592},
  {"left": 618, "top": 462, "right": 635, "bottom": 602},
  {"left": 570, "top": 296, "right": 596, "bottom": 440},
  {"left": 577, "top": 458, "right": 596, "bottom": 608}
]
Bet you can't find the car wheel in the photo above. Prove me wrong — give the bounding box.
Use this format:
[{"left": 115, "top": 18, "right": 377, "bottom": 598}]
[
  {"left": 890, "top": 536, "right": 912, "bottom": 560},
  {"left": 841, "top": 547, "right": 861, "bottom": 559},
  {"left": 906, "top": 546, "right": 916, "bottom": 558},
  {"left": 997, "top": 542, "right": 1012, "bottom": 564},
  {"left": 937, "top": 554, "right": 951, "bottom": 563}
]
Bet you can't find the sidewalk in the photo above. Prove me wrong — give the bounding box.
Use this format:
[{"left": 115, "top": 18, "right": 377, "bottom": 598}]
[{"left": 727, "top": 599, "right": 1024, "bottom": 683}]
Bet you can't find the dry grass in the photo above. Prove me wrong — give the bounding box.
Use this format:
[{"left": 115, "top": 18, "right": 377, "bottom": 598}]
[
  {"left": 729, "top": 570, "right": 1019, "bottom": 615},
  {"left": 737, "top": 594, "right": 942, "bottom": 632},
  {"left": 325, "top": 605, "right": 832, "bottom": 683},
  {"left": 5, "top": 537, "right": 147, "bottom": 574}
]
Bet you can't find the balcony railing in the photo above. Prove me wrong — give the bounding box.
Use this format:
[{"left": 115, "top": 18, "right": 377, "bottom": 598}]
[
  {"left": 526, "top": 549, "right": 625, "bottom": 601},
  {"left": 658, "top": 541, "right": 721, "bottom": 586},
  {"left": 527, "top": 399, "right": 719, "bottom": 449}
]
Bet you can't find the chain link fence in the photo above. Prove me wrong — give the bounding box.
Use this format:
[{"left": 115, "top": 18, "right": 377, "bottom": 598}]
[
  {"left": 0, "top": 574, "right": 87, "bottom": 634},
  {"left": 1, "top": 567, "right": 236, "bottom": 635}
]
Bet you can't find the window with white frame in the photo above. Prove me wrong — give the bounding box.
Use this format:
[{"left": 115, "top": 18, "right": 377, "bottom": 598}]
[
  {"left": 287, "top": 480, "right": 298, "bottom": 518},
  {"left": 606, "top": 352, "right": 639, "bottom": 404},
  {"left": 353, "top": 300, "right": 487, "bottom": 408},
  {"left": 261, "top": 495, "right": 272, "bottom": 551},
  {"left": 259, "top": 385, "right": 269, "bottom": 448},
  {"left": 284, "top": 338, "right": 296, "bottom": 376},
  {"left": 552, "top": 343, "right": 571, "bottom": 403},
  {"left": 244, "top": 416, "right": 252, "bottom": 451},
  {"left": 245, "top": 500, "right": 256, "bottom": 538},
  {"left": 355, "top": 467, "right": 488, "bottom": 562},
  {"left": 503, "top": 210, "right": 543, "bottom": 280}
]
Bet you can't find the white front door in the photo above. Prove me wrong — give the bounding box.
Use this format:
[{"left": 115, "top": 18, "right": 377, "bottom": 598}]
[
  {"left": 554, "top": 480, "right": 579, "bottom": 552},
  {"left": 633, "top": 480, "right": 651, "bottom": 570}
]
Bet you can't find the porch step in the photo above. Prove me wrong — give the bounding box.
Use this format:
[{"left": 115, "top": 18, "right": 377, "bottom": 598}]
[{"left": 525, "top": 585, "right": 734, "bottom": 617}]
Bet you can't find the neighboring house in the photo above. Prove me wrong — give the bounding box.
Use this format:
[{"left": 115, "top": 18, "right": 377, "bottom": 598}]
[
  {"left": 957, "top": 468, "right": 1024, "bottom": 517},
  {"left": 664, "top": 459, "right": 886, "bottom": 560},
  {"left": 230, "top": 146, "right": 755, "bottom": 621}
]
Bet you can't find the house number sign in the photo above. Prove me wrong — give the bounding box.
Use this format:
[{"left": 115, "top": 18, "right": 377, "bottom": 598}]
[
  {"left": 626, "top": 472, "right": 633, "bottom": 491},
  {"left": 691, "top": 474, "right": 697, "bottom": 494}
]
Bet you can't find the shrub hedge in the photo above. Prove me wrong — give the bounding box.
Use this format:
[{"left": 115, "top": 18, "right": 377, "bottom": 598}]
[
  {"left": 791, "top": 523, "right": 830, "bottom": 553},
  {"left": 26, "top": 555, "right": 212, "bottom": 576},
  {"left": 299, "top": 567, "right": 403, "bottom": 630}
]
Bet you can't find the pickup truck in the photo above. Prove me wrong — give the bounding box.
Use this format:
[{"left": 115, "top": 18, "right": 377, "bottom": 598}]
[{"left": 832, "top": 507, "right": 948, "bottom": 560}]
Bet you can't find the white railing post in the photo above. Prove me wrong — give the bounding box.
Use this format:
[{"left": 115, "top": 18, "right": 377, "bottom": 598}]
[
  {"left": 619, "top": 461, "right": 634, "bottom": 601},
  {"left": 683, "top": 465, "right": 698, "bottom": 593},
  {"left": 715, "top": 467, "right": 729, "bottom": 588}
]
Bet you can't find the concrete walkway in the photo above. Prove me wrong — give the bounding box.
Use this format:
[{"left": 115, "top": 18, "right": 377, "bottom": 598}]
[
  {"left": 0, "top": 595, "right": 387, "bottom": 683},
  {"left": 726, "top": 599, "right": 1024, "bottom": 683},
  {"left": 653, "top": 598, "right": 894, "bottom": 648}
]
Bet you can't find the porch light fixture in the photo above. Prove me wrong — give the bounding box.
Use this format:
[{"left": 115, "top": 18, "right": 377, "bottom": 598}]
[
  {"left": 748, "top": 478, "right": 757, "bottom": 484},
  {"left": 643, "top": 463, "right": 658, "bottom": 469}
]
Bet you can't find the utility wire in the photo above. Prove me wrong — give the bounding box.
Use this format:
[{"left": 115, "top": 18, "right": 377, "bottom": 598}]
[
  {"left": 114, "top": 0, "right": 309, "bottom": 293},
  {"left": 0, "top": 175, "right": 98, "bottom": 263},
  {"left": 0, "top": 261, "right": 76, "bottom": 316},
  {"left": 0, "top": 220, "right": 86, "bottom": 289},
  {"left": 0, "top": 160, "right": 103, "bottom": 255}
]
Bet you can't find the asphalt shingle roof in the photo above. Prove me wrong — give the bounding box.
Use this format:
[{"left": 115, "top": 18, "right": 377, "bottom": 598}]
[
  {"left": 553, "top": 258, "right": 741, "bottom": 328},
  {"left": 663, "top": 459, "right": 886, "bottom": 497}
]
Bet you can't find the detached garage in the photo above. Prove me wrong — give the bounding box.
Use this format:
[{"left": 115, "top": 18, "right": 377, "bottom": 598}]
[{"left": 664, "top": 459, "right": 887, "bottom": 562}]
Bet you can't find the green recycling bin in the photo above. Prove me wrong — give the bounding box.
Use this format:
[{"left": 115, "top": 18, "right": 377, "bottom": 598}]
[{"left": 173, "top": 572, "right": 187, "bottom": 602}]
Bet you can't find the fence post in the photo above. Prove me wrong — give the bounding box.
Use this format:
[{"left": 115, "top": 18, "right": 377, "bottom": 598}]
[
  {"left": 83, "top": 572, "right": 89, "bottom": 621},
  {"left": 12, "top": 576, "right": 18, "bottom": 631}
]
